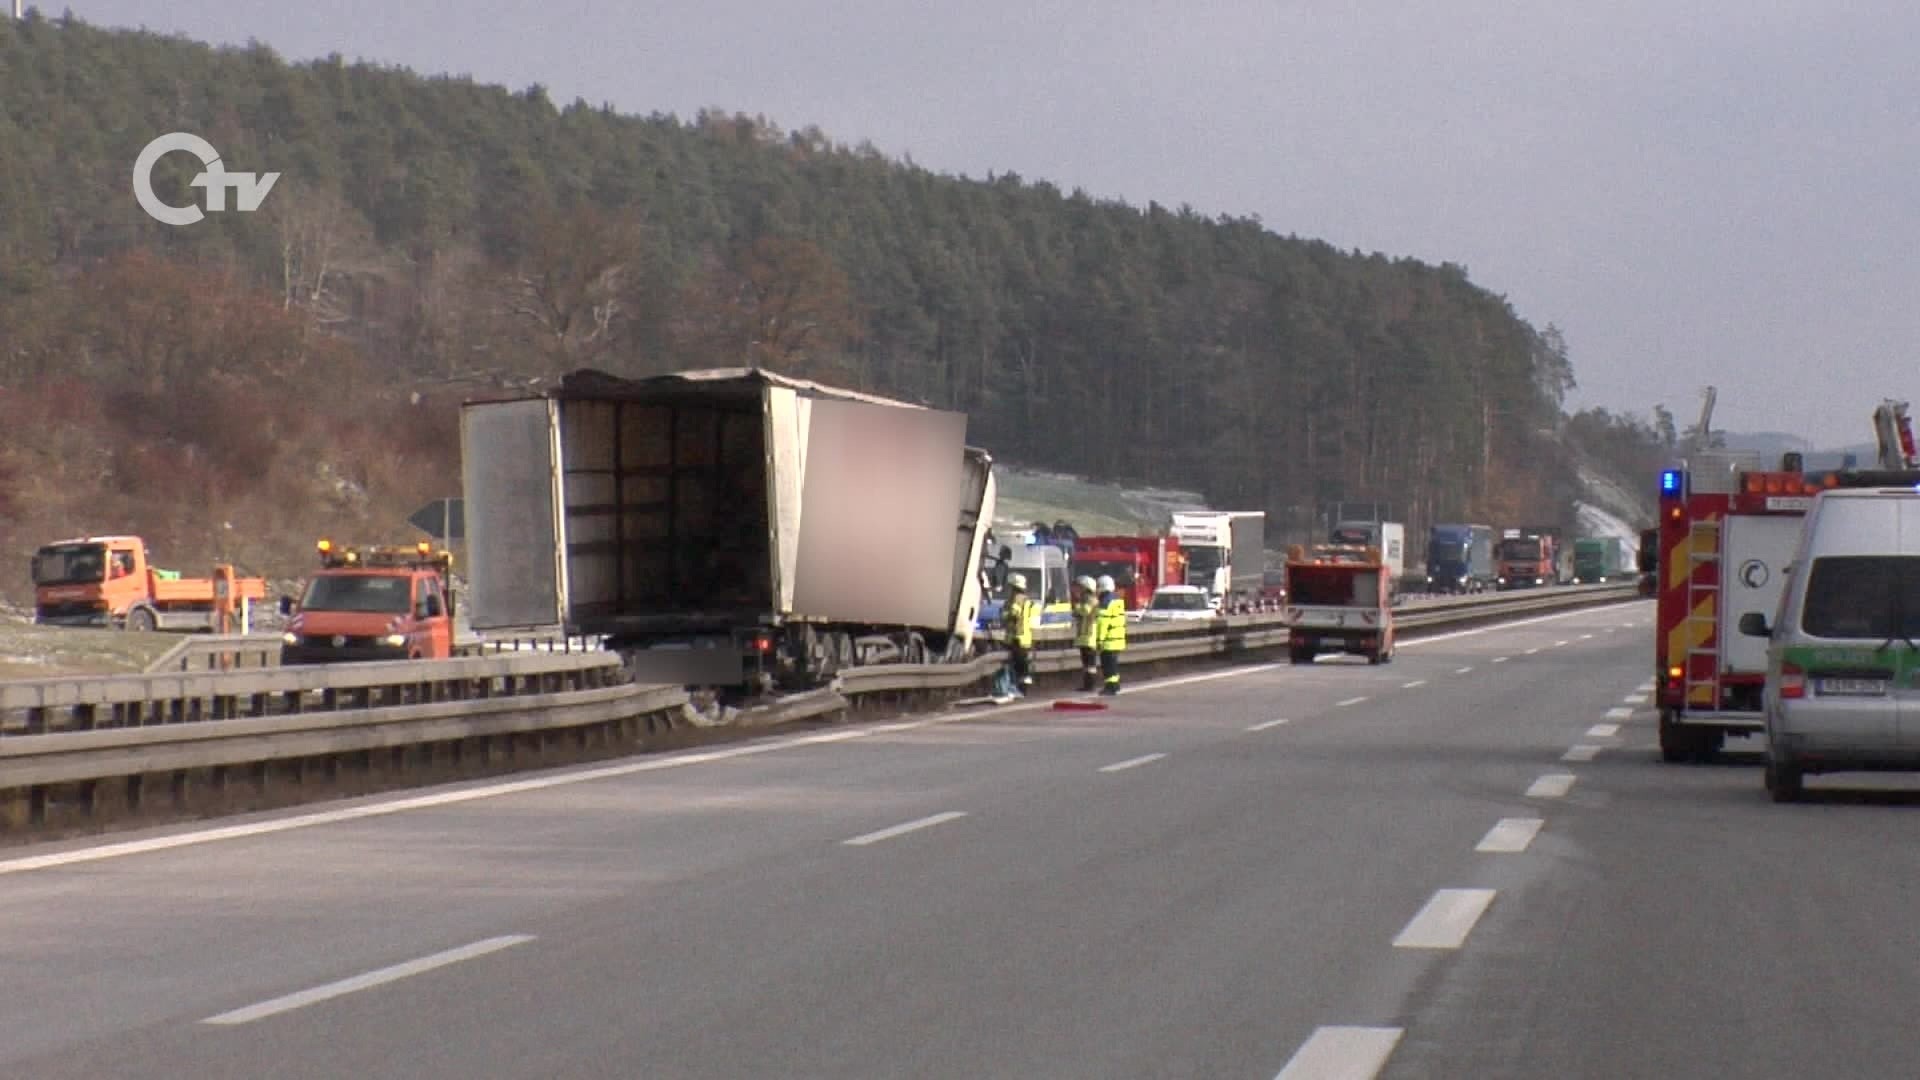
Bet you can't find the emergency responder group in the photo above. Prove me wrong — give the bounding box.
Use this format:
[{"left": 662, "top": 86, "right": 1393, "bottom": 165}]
[{"left": 1001, "top": 572, "right": 1124, "bottom": 696}]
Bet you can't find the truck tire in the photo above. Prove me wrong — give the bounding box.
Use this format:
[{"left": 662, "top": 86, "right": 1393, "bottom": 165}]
[
  {"left": 1658, "top": 708, "right": 1689, "bottom": 763},
  {"left": 1658, "top": 709, "right": 1721, "bottom": 763},
  {"left": 125, "top": 607, "right": 157, "bottom": 633}
]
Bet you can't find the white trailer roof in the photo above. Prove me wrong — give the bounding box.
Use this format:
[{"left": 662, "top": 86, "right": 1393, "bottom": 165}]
[{"left": 550, "top": 367, "right": 931, "bottom": 411}]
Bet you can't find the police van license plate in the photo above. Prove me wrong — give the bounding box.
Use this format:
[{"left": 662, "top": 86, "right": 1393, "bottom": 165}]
[{"left": 1818, "top": 677, "right": 1887, "bottom": 696}]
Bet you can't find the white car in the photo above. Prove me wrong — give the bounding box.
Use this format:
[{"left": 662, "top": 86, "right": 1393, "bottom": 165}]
[{"left": 1136, "top": 585, "right": 1217, "bottom": 623}]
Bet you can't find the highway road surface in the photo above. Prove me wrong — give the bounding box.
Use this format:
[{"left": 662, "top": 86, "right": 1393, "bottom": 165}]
[{"left": 3, "top": 598, "right": 1916, "bottom": 1078}]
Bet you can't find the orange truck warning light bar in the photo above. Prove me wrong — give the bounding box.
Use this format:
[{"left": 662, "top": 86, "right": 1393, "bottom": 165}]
[{"left": 316, "top": 538, "right": 452, "bottom": 572}]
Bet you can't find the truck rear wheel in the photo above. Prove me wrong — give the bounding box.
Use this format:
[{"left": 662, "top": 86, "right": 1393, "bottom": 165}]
[
  {"left": 125, "top": 607, "right": 157, "bottom": 633},
  {"left": 1658, "top": 709, "right": 1720, "bottom": 763}
]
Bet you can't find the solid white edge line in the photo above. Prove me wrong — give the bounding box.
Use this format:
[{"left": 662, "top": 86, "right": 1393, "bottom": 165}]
[
  {"left": 0, "top": 600, "right": 1649, "bottom": 877},
  {"left": 1475, "top": 817, "right": 1545, "bottom": 853},
  {"left": 1247, "top": 718, "right": 1291, "bottom": 732},
  {"left": 842, "top": 811, "right": 968, "bottom": 847},
  {"left": 791, "top": 730, "right": 871, "bottom": 745},
  {"left": 1273, "top": 1025, "right": 1404, "bottom": 1080},
  {"left": 1562, "top": 745, "right": 1602, "bottom": 762},
  {"left": 1393, "top": 888, "right": 1497, "bottom": 949},
  {"left": 1525, "top": 773, "right": 1576, "bottom": 798},
  {"left": 1395, "top": 600, "right": 1646, "bottom": 648},
  {"left": 1099, "top": 753, "right": 1167, "bottom": 773},
  {"left": 1586, "top": 723, "right": 1620, "bottom": 738},
  {"left": 202, "top": 935, "right": 535, "bottom": 1025},
  {"left": 1335, "top": 697, "right": 1368, "bottom": 707}
]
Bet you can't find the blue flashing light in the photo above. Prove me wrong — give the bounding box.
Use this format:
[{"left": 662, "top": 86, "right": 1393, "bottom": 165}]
[{"left": 1660, "top": 469, "right": 1683, "bottom": 496}]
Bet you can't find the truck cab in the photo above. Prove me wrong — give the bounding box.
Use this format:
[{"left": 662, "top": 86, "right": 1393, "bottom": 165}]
[
  {"left": 280, "top": 540, "right": 457, "bottom": 664},
  {"left": 1496, "top": 528, "right": 1559, "bottom": 589},
  {"left": 1072, "top": 534, "right": 1187, "bottom": 611}
]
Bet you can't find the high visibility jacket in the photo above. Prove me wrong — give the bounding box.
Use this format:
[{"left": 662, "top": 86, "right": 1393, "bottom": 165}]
[
  {"left": 1005, "top": 594, "right": 1039, "bottom": 648},
  {"left": 1071, "top": 596, "right": 1099, "bottom": 648},
  {"left": 1096, "top": 594, "right": 1127, "bottom": 651}
]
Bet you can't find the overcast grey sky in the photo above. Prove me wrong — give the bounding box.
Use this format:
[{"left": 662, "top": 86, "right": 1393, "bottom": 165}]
[{"left": 67, "top": 1, "right": 1920, "bottom": 447}]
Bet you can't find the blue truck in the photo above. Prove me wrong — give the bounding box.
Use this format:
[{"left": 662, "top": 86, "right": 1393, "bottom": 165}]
[{"left": 1424, "top": 524, "right": 1496, "bottom": 593}]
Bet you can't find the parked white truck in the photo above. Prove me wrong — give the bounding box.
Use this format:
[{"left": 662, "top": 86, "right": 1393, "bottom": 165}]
[
  {"left": 460, "top": 368, "right": 998, "bottom": 697},
  {"left": 1170, "top": 510, "right": 1266, "bottom": 608}
]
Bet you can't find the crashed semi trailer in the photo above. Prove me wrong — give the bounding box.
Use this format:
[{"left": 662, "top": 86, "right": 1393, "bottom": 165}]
[{"left": 460, "top": 368, "right": 996, "bottom": 694}]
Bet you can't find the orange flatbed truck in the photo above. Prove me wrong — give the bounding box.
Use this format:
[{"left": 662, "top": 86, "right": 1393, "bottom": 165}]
[
  {"left": 31, "top": 535, "right": 265, "bottom": 632},
  {"left": 279, "top": 540, "right": 457, "bottom": 664}
]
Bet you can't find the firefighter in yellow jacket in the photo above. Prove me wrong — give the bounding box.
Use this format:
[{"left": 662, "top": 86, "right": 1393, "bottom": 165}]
[
  {"left": 1095, "top": 574, "right": 1127, "bottom": 695},
  {"left": 1071, "top": 575, "right": 1100, "bottom": 691},
  {"left": 1004, "top": 573, "right": 1040, "bottom": 692}
]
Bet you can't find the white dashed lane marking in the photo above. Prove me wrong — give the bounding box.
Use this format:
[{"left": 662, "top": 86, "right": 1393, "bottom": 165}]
[
  {"left": 202, "top": 935, "right": 535, "bottom": 1025},
  {"left": 1099, "top": 753, "right": 1167, "bottom": 774},
  {"left": 1393, "top": 888, "right": 1497, "bottom": 949},
  {"left": 1561, "top": 745, "right": 1602, "bottom": 762},
  {"left": 1586, "top": 723, "right": 1620, "bottom": 738},
  {"left": 842, "top": 811, "right": 968, "bottom": 847},
  {"left": 1475, "top": 818, "right": 1544, "bottom": 853},
  {"left": 1273, "top": 1026, "right": 1404, "bottom": 1080},
  {"left": 1526, "top": 774, "right": 1576, "bottom": 798}
]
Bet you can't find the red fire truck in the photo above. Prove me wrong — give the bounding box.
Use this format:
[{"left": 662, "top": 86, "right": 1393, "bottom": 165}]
[
  {"left": 1654, "top": 401, "right": 1920, "bottom": 761},
  {"left": 1653, "top": 452, "right": 1819, "bottom": 760},
  {"left": 1070, "top": 534, "right": 1186, "bottom": 610}
]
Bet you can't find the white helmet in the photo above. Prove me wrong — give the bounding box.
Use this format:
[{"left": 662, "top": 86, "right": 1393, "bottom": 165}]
[
  {"left": 1097, "top": 575, "right": 1116, "bottom": 592},
  {"left": 1008, "top": 573, "right": 1028, "bottom": 591},
  {"left": 1076, "top": 575, "right": 1097, "bottom": 591}
]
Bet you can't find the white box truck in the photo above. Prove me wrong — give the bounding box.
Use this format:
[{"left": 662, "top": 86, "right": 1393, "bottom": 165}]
[
  {"left": 1170, "top": 510, "right": 1266, "bottom": 608},
  {"left": 460, "top": 368, "right": 997, "bottom": 696}
]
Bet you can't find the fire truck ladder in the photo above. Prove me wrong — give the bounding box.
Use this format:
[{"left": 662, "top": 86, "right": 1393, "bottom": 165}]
[{"left": 1683, "top": 518, "right": 1722, "bottom": 711}]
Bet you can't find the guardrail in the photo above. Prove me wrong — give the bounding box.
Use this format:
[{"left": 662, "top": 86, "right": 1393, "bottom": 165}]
[
  {"left": 145, "top": 633, "right": 284, "bottom": 673},
  {"left": 3, "top": 583, "right": 1640, "bottom": 837},
  {"left": 142, "top": 630, "right": 606, "bottom": 674}
]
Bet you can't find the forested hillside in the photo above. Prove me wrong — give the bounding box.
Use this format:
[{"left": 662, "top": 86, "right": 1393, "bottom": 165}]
[{"left": 0, "top": 13, "right": 1666, "bottom": 592}]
